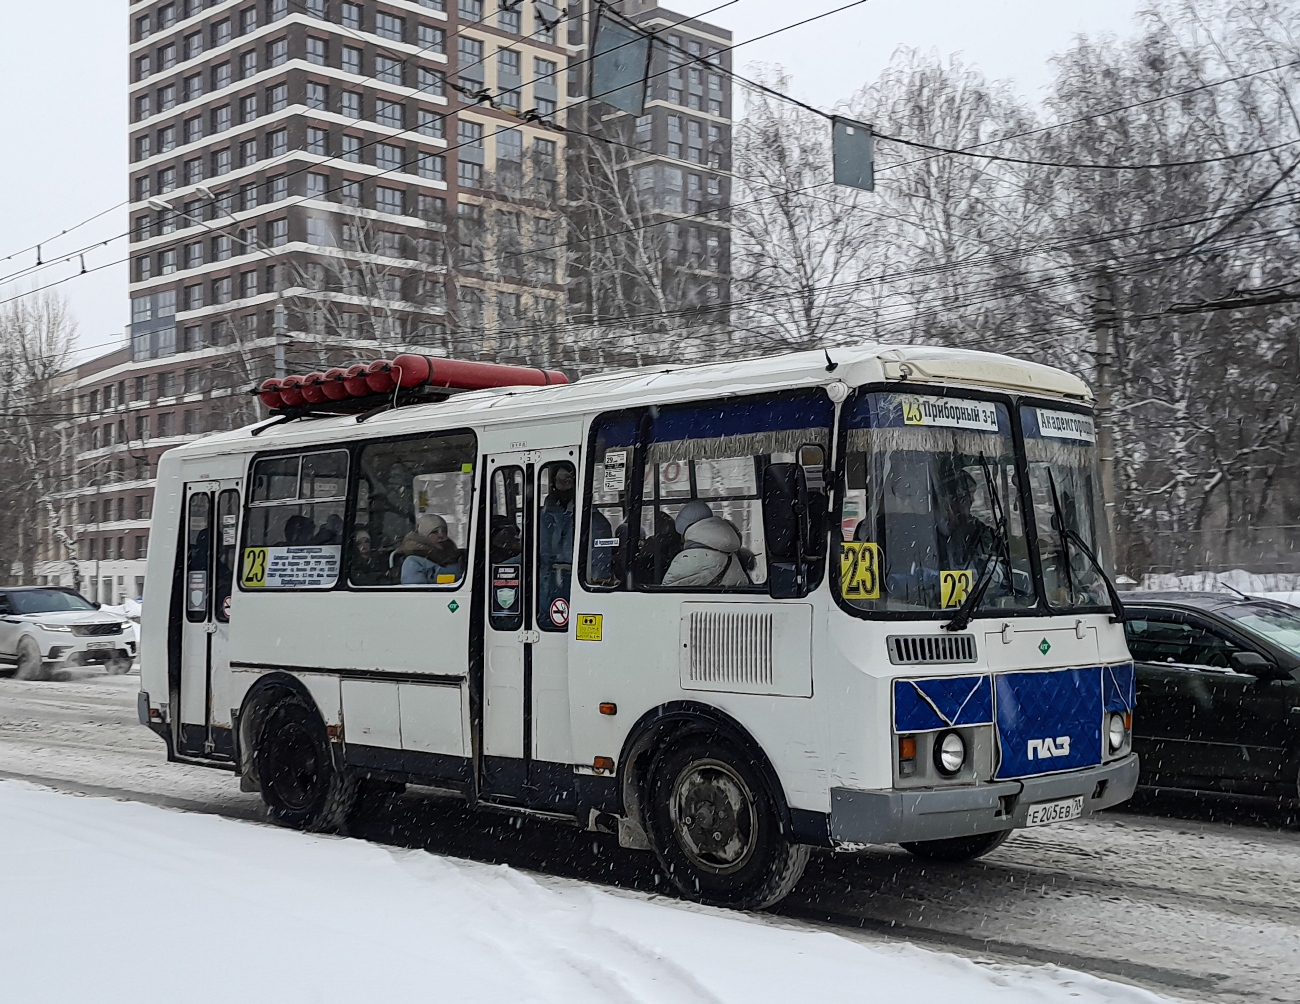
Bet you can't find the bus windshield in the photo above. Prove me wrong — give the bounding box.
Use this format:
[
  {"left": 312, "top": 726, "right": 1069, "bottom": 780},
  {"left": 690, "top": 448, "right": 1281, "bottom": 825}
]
[
  {"left": 1020, "top": 406, "right": 1112, "bottom": 611},
  {"left": 838, "top": 391, "right": 1035, "bottom": 615}
]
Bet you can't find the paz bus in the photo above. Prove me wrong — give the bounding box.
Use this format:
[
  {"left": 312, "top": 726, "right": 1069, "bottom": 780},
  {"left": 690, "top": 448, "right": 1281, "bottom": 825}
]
[{"left": 138, "top": 343, "right": 1138, "bottom": 909}]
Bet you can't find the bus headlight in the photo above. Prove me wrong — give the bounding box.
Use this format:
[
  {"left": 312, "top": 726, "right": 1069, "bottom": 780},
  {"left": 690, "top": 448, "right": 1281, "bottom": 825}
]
[
  {"left": 934, "top": 730, "right": 966, "bottom": 776},
  {"left": 1107, "top": 712, "right": 1129, "bottom": 753}
]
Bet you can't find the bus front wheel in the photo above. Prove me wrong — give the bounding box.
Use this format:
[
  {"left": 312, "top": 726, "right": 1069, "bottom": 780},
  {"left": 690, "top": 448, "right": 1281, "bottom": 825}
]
[
  {"left": 900, "top": 829, "right": 1011, "bottom": 862},
  {"left": 254, "top": 695, "right": 357, "bottom": 833},
  {"left": 646, "top": 737, "right": 809, "bottom": 910}
]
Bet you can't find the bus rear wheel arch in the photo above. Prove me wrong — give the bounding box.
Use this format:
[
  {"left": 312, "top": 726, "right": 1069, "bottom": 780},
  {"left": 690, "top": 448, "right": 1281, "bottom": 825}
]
[
  {"left": 645, "top": 735, "right": 809, "bottom": 910},
  {"left": 252, "top": 693, "right": 357, "bottom": 833}
]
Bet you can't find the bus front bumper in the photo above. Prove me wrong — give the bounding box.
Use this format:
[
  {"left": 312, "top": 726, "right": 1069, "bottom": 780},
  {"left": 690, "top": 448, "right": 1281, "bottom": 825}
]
[{"left": 828, "top": 753, "right": 1138, "bottom": 847}]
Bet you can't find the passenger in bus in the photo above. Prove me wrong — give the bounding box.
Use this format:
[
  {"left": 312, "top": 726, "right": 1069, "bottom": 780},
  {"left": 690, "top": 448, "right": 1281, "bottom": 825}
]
[
  {"left": 395, "top": 514, "right": 463, "bottom": 584},
  {"left": 313, "top": 513, "right": 344, "bottom": 545},
  {"left": 348, "top": 528, "right": 389, "bottom": 584},
  {"left": 281, "top": 514, "right": 315, "bottom": 546},
  {"left": 661, "top": 514, "right": 752, "bottom": 588},
  {"left": 539, "top": 467, "right": 576, "bottom": 607},
  {"left": 634, "top": 509, "right": 682, "bottom": 584}
]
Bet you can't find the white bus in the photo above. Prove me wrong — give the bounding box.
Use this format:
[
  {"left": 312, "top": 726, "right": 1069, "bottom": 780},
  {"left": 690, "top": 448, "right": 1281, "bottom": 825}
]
[{"left": 138, "top": 343, "right": 1138, "bottom": 909}]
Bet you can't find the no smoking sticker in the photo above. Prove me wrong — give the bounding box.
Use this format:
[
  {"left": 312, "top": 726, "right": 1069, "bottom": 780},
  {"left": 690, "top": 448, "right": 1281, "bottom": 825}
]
[{"left": 549, "top": 597, "right": 570, "bottom": 628}]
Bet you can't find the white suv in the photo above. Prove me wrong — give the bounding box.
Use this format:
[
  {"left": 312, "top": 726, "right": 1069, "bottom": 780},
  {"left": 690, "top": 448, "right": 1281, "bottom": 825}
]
[{"left": 0, "top": 587, "right": 136, "bottom": 680}]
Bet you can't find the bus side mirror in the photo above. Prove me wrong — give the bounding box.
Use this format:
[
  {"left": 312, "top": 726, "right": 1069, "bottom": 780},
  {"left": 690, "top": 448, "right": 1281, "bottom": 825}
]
[{"left": 762, "top": 463, "right": 810, "bottom": 599}]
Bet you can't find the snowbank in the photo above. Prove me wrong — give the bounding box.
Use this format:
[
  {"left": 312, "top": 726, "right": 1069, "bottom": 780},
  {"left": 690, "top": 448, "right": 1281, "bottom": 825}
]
[
  {"left": 0, "top": 781, "right": 1173, "bottom": 1004},
  {"left": 1139, "top": 569, "right": 1300, "bottom": 594}
]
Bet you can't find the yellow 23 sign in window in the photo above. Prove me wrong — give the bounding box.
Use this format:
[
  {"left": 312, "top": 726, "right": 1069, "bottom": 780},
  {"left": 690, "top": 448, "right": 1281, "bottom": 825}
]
[{"left": 840, "top": 542, "right": 881, "bottom": 600}]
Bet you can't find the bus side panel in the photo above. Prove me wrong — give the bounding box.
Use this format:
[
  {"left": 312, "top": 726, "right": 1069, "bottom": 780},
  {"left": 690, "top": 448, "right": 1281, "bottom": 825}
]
[
  {"left": 227, "top": 590, "right": 471, "bottom": 679},
  {"left": 139, "top": 452, "right": 185, "bottom": 715}
]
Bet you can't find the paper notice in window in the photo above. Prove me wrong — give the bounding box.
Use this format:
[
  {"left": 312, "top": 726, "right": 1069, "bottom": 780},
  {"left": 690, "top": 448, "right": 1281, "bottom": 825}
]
[
  {"left": 901, "top": 395, "right": 999, "bottom": 432},
  {"left": 603, "top": 450, "right": 628, "bottom": 492},
  {"left": 1036, "top": 408, "right": 1096, "bottom": 443}
]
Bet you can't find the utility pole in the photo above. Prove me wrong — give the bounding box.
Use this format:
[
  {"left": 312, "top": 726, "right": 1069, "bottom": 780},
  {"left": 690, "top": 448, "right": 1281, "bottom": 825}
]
[{"left": 1091, "top": 269, "right": 1121, "bottom": 568}]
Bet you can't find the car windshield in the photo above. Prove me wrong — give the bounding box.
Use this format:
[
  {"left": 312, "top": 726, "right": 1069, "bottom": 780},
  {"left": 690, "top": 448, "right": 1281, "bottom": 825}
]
[
  {"left": 1020, "top": 406, "right": 1113, "bottom": 612},
  {"left": 7, "top": 589, "right": 96, "bottom": 614},
  {"left": 837, "top": 391, "right": 1035, "bottom": 614},
  {"left": 1221, "top": 603, "right": 1300, "bottom": 658}
]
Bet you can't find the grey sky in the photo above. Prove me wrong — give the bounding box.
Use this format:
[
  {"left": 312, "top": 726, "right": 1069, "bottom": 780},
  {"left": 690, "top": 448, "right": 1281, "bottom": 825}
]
[{"left": 0, "top": 0, "right": 1142, "bottom": 359}]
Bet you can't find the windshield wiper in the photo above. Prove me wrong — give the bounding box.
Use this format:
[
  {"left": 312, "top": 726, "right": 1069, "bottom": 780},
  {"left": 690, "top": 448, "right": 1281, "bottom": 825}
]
[
  {"left": 944, "top": 453, "right": 1011, "bottom": 633},
  {"left": 1046, "top": 469, "right": 1126, "bottom": 624}
]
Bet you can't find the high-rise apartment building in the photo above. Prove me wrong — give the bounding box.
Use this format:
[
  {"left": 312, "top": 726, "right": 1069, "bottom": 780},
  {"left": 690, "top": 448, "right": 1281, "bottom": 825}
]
[{"left": 563, "top": 1, "right": 733, "bottom": 363}]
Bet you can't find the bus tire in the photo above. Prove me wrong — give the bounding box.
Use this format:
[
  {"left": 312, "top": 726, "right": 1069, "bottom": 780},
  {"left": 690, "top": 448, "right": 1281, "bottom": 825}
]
[
  {"left": 900, "top": 829, "right": 1011, "bottom": 862},
  {"left": 646, "top": 737, "right": 809, "bottom": 910},
  {"left": 254, "top": 695, "right": 357, "bottom": 833}
]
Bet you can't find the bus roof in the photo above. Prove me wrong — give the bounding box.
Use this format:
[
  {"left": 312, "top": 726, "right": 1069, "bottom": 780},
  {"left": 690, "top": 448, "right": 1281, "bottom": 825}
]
[{"left": 172, "top": 342, "right": 1091, "bottom": 458}]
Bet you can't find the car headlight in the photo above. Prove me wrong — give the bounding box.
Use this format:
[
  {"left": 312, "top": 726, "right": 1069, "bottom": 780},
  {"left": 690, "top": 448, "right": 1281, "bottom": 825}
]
[
  {"left": 39, "top": 623, "right": 72, "bottom": 633},
  {"left": 934, "top": 730, "right": 967, "bottom": 777},
  {"left": 1107, "top": 712, "right": 1129, "bottom": 753}
]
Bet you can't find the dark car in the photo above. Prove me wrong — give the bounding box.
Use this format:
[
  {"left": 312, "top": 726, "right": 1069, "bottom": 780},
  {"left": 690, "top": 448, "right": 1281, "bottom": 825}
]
[{"left": 1124, "top": 591, "right": 1300, "bottom": 803}]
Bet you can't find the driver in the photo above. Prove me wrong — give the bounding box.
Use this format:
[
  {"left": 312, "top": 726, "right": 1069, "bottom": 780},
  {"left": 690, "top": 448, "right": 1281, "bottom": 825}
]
[{"left": 936, "top": 469, "right": 997, "bottom": 572}]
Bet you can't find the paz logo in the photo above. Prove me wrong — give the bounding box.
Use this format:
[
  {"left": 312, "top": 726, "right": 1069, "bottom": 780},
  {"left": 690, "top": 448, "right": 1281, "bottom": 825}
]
[{"left": 1038, "top": 637, "right": 1052, "bottom": 656}]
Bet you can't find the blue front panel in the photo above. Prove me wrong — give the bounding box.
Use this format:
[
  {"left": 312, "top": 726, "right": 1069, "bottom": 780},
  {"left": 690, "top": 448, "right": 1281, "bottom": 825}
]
[
  {"left": 994, "top": 667, "right": 1103, "bottom": 779},
  {"left": 1104, "top": 662, "right": 1136, "bottom": 713},
  {"left": 894, "top": 675, "right": 993, "bottom": 733}
]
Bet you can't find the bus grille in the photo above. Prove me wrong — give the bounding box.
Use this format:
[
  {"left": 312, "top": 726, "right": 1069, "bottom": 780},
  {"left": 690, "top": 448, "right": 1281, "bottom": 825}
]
[
  {"left": 887, "top": 634, "right": 977, "bottom": 665},
  {"left": 685, "top": 610, "right": 774, "bottom": 687}
]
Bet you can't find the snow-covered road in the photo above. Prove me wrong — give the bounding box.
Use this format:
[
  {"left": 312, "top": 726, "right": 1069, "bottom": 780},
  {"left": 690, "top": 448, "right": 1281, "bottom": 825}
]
[{"left": 1, "top": 672, "right": 1297, "bottom": 1002}]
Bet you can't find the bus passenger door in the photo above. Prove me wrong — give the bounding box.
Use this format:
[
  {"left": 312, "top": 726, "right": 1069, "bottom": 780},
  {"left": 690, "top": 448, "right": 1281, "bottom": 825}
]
[
  {"left": 480, "top": 449, "right": 578, "bottom": 806},
  {"left": 178, "top": 480, "right": 241, "bottom": 760}
]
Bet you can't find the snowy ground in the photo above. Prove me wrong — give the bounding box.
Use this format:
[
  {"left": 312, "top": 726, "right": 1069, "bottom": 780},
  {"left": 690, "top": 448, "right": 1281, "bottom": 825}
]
[
  {"left": 0, "top": 780, "right": 1174, "bottom": 1004},
  {"left": 1, "top": 671, "right": 1298, "bottom": 1002}
]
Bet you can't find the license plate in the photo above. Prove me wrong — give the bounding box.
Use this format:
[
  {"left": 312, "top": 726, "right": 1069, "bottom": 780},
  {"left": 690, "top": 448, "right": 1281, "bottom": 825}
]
[
  {"left": 84, "top": 641, "right": 114, "bottom": 651},
  {"left": 1026, "top": 796, "right": 1084, "bottom": 827}
]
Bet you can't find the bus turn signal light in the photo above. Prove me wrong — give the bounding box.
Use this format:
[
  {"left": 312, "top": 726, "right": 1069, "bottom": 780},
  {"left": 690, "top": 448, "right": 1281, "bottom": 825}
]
[
  {"left": 898, "top": 736, "right": 917, "bottom": 760},
  {"left": 599, "top": 703, "right": 617, "bottom": 716},
  {"left": 593, "top": 757, "right": 615, "bottom": 773}
]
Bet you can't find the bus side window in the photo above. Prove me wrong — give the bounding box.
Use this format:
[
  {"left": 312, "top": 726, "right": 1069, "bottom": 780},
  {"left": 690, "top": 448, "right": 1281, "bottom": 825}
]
[
  {"left": 186, "top": 492, "right": 212, "bottom": 620},
  {"left": 349, "top": 431, "right": 477, "bottom": 589},
  {"left": 582, "top": 411, "right": 640, "bottom": 591},
  {"left": 489, "top": 466, "right": 525, "bottom": 630},
  {"left": 537, "top": 461, "right": 576, "bottom": 631}
]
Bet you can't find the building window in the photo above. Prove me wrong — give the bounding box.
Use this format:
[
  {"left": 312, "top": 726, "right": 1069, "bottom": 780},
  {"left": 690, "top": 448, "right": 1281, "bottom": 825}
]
[
  {"left": 159, "top": 3, "right": 177, "bottom": 28},
  {"left": 458, "top": 161, "right": 481, "bottom": 187},
  {"left": 157, "top": 167, "right": 176, "bottom": 194},
  {"left": 342, "top": 46, "right": 362, "bottom": 75},
  {"left": 184, "top": 116, "right": 203, "bottom": 143},
  {"left": 240, "top": 139, "right": 259, "bottom": 167},
  {"left": 267, "top": 84, "right": 288, "bottom": 112},
  {"left": 305, "top": 0, "right": 327, "bottom": 17},
  {"left": 417, "top": 153, "right": 446, "bottom": 181},
  {"left": 306, "top": 216, "right": 334, "bottom": 246},
  {"left": 213, "top": 61, "right": 233, "bottom": 91},
  {"left": 375, "top": 12, "right": 405, "bottom": 41},
  {"left": 184, "top": 242, "right": 204, "bottom": 269},
  {"left": 375, "top": 186, "right": 404, "bottom": 214},
  {"left": 158, "top": 44, "right": 177, "bottom": 70},
  {"left": 135, "top": 414, "right": 150, "bottom": 440},
  {"left": 376, "top": 99, "right": 404, "bottom": 128},
  {"left": 240, "top": 50, "right": 258, "bottom": 78},
  {"left": 417, "top": 109, "right": 445, "bottom": 138},
  {"left": 306, "top": 127, "right": 328, "bottom": 155},
  {"left": 183, "top": 282, "right": 204, "bottom": 310},
  {"left": 268, "top": 128, "right": 288, "bottom": 157},
  {"left": 268, "top": 38, "right": 288, "bottom": 67},
  {"left": 136, "top": 255, "right": 153, "bottom": 281},
  {"left": 458, "top": 0, "right": 482, "bottom": 21},
  {"left": 269, "top": 175, "right": 288, "bottom": 201},
  {"left": 135, "top": 14, "right": 152, "bottom": 42},
  {"left": 185, "top": 158, "right": 205, "bottom": 184},
  {"left": 184, "top": 32, "right": 204, "bottom": 61},
  {"left": 240, "top": 93, "right": 258, "bottom": 123},
  {"left": 341, "top": 135, "right": 361, "bottom": 163},
  {"left": 418, "top": 68, "right": 445, "bottom": 96},
  {"left": 213, "top": 234, "right": 233, "bottom": 261},
  {"left": 133, "top": 135, "right": 152, "bottom": 162},
  {"left": 157, "top": 413, "right": 175, "bottom": 437},
  {"left": 212, "top": 105, "right": 232, "bottom": 133},
  {"left": 306, "top": 37, "right": 328, "bottom": 65},
  {"left": 307, "top": 82, "right": 328, "bottom": 110},
  {"left": 213, "top": 277, "right": 233, "bottom": 304},
  {"left": 341, "top": 90, "right": 362, "bottom": 118},
  {"left": 158, "top": 84, "right": 176, "bottom": 111},
  {"left": 135, "top": 536, "right": 149, "bottom": 560},
  {"left": 341, "top": 180, "right": 362, "bottom": 206},
  {"left": 269, "top": 219, "right": 289, "bottom": 246},
  {"left": 499, "top": 5, "right": 519, "bottom": 32},
  {"left": 134, "top": 94, "right": 152, "bottom": 122},
  {"left": 157, "top": 125, "right": 175, "bottom": 153},
  {"left": 418, "top": 24, "right": 446, "bottom": 52},
  {"left": 342, "top": 2, "right": 363, "bottom": 29},
  {"left": 376, "top": 143, "right": 403, "bottom": 171},
  {"left": 240, "top": 270, "right": 259, "bottom": 298},
  {"left": 213, "top": 18, "right": 233, "bottom": 46},
  {"left": 269, "top": 0, "right": 288, "bottom": 22},
  {"left": 306, "top": 172, "right": 328, "bottom": 198},
  {"left": 376, "top": 56, "right": 404, "bottom": 85}
]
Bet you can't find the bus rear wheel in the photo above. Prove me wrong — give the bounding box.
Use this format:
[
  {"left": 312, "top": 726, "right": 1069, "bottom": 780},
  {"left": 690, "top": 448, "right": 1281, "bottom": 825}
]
[
  {"left": 646, "top": 737, "right": 808, "bottom": 910},
  {"left": 254, "top": 695, "right": 357, "bottom": 833},
  {"left": 900, "top": 829, "right": 1011, "bottom": 862}
]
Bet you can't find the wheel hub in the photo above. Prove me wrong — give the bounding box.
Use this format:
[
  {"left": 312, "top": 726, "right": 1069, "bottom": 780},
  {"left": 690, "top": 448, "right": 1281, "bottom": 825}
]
[
  {"left": 669, "top": 759, "right": 758, "bottom": 875},
  {"left": 266, "top": 721, "right": 322, "bottom": 811}
]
